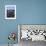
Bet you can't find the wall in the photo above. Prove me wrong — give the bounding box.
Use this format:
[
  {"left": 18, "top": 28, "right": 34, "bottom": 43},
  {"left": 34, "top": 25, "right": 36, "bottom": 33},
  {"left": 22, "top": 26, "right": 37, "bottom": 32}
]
[
  {"left": 0, "top": 0, "right": 17, "bottom": 44},
  {"left": 17, "top": 0, "right": 46, "bottom": 24},
  {"left": 0, "top": 0, "right": 46, "bottom": 44}
]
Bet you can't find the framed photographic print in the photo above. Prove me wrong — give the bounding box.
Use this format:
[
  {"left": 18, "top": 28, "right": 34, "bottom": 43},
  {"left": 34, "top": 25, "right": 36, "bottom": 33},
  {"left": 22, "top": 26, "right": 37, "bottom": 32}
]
[
  {"left": 18, "top": 24, "right": 46, "bottom": 42},
  {"left": 5, "top": 5, "right": 16, "bottom": 19}
]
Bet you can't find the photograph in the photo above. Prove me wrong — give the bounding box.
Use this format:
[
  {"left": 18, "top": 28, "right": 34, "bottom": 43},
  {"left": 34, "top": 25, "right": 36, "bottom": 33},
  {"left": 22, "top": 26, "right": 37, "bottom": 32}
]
[
  {"left": 18, "top": 24, "right": 46, "bottom": 46},
  {"left": 5, "top": 5, "right": 16, "bottom": 19}
]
